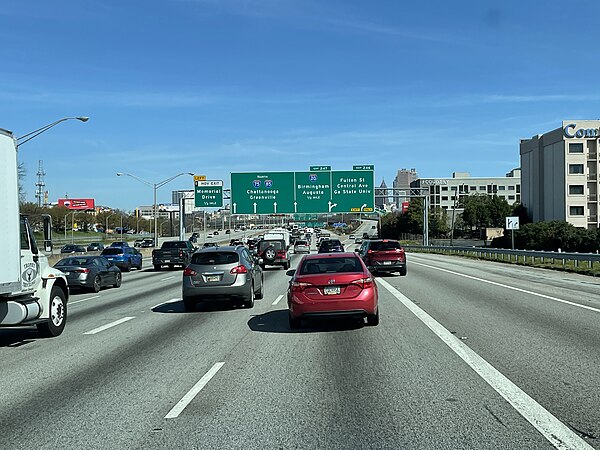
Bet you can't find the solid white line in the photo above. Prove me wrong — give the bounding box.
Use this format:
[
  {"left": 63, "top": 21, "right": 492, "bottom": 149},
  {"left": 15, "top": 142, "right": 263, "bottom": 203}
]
[
  {"left": 160, "top": 276, "right": 176, "bottom": 281},
  {"left": 272, "top": 294, "right": 284, "bottom": 306},
  {"left": 377, "top": 278, "right": 593, "bottom": 450},
  {"left": 411, "top": 260, "right": 600, "bottom": 314},
  {"left": 69, "top": 295, "right": 100, "bottom": 305},
  {"left": 165, "top": 362, "right": 225, "bottom": 419},
  {"left": 83, "top": 317, "right": 135, "bottom": 335}
]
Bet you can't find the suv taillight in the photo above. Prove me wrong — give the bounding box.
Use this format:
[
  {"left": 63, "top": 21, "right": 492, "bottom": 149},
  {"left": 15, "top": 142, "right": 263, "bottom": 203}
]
[
  {"left": 277, "top": 251, "right": 286, "bottom": 258},
  {"left": 183, "top": 268, "right": 197, "bottom": 276},
  {"left": 230, "top": 265, "right": 248, "bottom": 274}
]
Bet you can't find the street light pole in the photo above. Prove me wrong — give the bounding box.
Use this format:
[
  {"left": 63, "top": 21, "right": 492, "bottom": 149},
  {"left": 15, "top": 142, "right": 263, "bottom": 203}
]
[
  {"left": 117, "top": 172, "right": 194, "bottom": 247},
  {"left": 16, "top": 117, "right": 89, "bottom": 147}
]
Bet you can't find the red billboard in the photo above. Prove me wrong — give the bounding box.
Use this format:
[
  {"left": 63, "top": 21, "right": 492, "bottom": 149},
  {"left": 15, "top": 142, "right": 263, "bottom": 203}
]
[
  {"left": 401, "top": 201, "right": 409, "bottom": 213},
  {"left": 58, "top": 198, "right": 95, "bottom": 210}
]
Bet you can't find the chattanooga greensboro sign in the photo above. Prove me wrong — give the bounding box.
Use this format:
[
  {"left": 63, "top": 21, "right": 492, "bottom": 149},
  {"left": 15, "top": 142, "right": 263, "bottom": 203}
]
[{"left": 563, "top": 123, "right": 600, "bottom": 139}]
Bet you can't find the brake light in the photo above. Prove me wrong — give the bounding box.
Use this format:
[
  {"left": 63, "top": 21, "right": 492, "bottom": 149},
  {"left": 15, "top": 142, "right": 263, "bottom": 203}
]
[
  {"left": 179, "top": 250, "right": 184, "bottom": 257},
  {"left": 230, "top": 265, "right": 248, "bottom": 274},
  {"left": 351, "top": 277, "right": 374, "bottom": 289},
  {"left": 183, "top": 268, "right": 197, "bottom": 276},
  {"left": 277, "top": 251, "right": 286, "bottom": 257},
  {"left": 367, "top": 250, "right": 374, "bottom": 254},
  {"left": 74, "top": 268, "right": 90, "bottom": 274},
  {"left": 291, "top": 281, "right": 313, "bottom": 291}
]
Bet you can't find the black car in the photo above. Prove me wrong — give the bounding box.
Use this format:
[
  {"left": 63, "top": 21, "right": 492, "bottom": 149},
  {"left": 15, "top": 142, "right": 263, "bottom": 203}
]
[
  {"left": 203, "top": 242, "right": 219, "bottom": 248},
  {"left": 87, "top": 242, "right": 105, "bottom": 251},
  {"left": 61, "top": 244, "right": 87, "bottom": 254},
  {"left": 318, "top": 239, "right": 345, "bottom": 253},
  {"left": 54, "top": 256, "right": 122, "bottom": 292},
  {"left": 140, "top": 238, "right": 155, "bottom": 248}
]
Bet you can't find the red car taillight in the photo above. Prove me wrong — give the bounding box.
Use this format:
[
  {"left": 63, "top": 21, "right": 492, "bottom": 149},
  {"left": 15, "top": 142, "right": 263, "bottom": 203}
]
[
  {"left": 74, "top": 268, "right": 90, "bottom": 274},
  {"left": 230, "top": 265, "right": 248, "bottom": 274},
  {"left": 351, "top": 277, "right": 374, "bottom": 289},
  {"left": 291, "top": 281, "right": 313, "bottom": 292},
  {"left": 277, "top": 251, "right": 286, "bottom": 258},
  {"left": 183, "top": 268, "right": 197, "bottom": 276}
]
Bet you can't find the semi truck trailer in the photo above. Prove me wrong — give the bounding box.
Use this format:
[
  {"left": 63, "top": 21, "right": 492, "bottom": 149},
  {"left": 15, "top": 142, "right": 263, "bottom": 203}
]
[{"left": 0, "top": 128, "right": 69, "bottom": 337}]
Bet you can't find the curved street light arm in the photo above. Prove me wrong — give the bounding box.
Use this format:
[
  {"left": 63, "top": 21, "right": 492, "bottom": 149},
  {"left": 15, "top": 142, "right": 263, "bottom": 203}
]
[
  {"left": 116, "top": 172, "right": 153, "bottom": 188},
  {"left": 156, "top": 172, "right": 195, "bottom": 189},
  {"left": 16, "top": 116, "right": 89, "bottom": 147}
]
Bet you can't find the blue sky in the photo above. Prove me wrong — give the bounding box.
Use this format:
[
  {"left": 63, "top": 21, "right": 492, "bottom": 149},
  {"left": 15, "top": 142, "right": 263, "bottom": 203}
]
[{"left": 3, "top": 0, "right": 600, "bottom": 211}]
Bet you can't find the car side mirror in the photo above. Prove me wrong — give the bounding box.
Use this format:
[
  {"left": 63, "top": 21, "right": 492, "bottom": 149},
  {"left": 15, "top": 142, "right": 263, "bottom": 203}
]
[{"left": 285, "top": 269, "right": 296, "bottom": 277}]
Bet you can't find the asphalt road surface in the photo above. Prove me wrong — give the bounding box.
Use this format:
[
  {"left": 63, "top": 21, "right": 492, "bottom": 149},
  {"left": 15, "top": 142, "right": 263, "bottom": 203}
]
[{"left": 1, "top": 222, "right": 599, "bottom": 449}]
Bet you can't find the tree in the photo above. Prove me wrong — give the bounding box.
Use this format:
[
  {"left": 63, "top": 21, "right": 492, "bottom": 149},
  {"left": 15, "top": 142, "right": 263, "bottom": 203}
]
[{"left": 460, "top": 194, "right": 490, "bottom": 238}]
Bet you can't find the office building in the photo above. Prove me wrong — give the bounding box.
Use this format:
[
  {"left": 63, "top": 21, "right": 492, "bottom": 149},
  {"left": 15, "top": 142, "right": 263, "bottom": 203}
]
[
  {"left": 392, "top": 168, "right": 418, "bottom": 207},
  {"left": 520, "top": 120, "right": 599, "bottom": 229}
]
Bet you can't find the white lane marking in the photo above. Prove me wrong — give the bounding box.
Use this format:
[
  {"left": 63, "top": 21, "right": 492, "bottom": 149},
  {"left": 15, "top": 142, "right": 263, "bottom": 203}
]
[
  {"left": 83, "top": 317, "right": 135, "bottom": 335},
  {"left": 152, "top": 298, "right": 182, "bottom": 309},
  {"left": 69, "top": 295, "right": 100, "bottom": 305},
  {"left": 160, "top": 276, "right": 176, "bottom": 281},
  {"left": 272, "top": 294, "right": 284, "bottom": 306},
  {"left": 165, "top": 362, "right": 225, "bottom": 419},
  {"left": 378, "top": 278, "right": 593, "bottom": 450},
  {"left": 411, "top": 260, "right": 600, "bottom": 314}
]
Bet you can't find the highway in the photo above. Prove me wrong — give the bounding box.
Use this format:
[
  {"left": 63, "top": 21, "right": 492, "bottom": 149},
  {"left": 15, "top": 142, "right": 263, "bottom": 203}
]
[{"left": 1, "top": 221, "right": 599, "bottom": 449}]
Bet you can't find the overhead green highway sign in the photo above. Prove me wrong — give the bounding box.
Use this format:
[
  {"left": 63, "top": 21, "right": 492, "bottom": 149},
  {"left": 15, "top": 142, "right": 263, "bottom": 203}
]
[
  {"left": 194, "top": 180, "right": 223, "bottom": 208},
  {"left": 231, "top": 167, "right": 374, "bottom": 214}
]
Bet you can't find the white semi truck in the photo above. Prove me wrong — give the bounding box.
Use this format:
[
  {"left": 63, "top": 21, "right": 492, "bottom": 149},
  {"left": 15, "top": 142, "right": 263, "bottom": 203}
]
[{"left": 0, "top": 128, "right": 69, "bottom": 337}]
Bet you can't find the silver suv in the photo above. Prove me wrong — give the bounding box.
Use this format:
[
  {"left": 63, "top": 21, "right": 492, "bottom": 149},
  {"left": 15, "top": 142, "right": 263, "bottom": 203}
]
[{"left": 182, "top": 246, "right": 264, "bottom": 311}]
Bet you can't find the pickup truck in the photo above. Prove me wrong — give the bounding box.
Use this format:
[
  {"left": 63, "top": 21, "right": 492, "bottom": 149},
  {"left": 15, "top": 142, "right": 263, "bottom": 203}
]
[{"left": 152, "top": 240, "right": 196, "bottom": 270}]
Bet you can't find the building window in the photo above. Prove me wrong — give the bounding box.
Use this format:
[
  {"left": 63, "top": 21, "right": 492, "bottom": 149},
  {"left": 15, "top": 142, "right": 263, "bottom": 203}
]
[
  {"left": 498, "top": 186, "right": 506, "bottom": 190},
  {"left": 569, "top": 164, "right": 584, "bottom": 174},
  {"left": 450, "top": 186, "right": 457, "bottom": 191},
  {"left": 508, "top": 195, "right": 515, "bottom": 200},
  {"left": 516, "top": 185, "right": 520, "bottom": 193},
  {"left": 441, "top": 196, "right": 448, "bottom": 201},
  {"left": 508, "top": 186, "right": 515, "bottom": 190},
  {"left": 441, "top": 186, "right": 448, "bottom": 191},
  {"left": 569, "top": 143, "right": 584, "bottom": 153},
  {"left": 470, "top": 186, "right": 476, "bottom": 191},
  {"left": 479, "top": 186, "right": 486, "bottom": 191},
  {"left": 569, "top": 206, "right": 584, "bottom": 216},
  {"left": 569, "top": 185, "right": 584, "bottom": 195}
]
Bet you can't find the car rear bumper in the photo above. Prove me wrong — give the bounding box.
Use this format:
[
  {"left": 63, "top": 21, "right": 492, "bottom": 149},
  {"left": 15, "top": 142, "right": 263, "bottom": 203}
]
[
  {"left": 289, "top": 291, "right": 377, "bottom": 318},
  {"left": 182, "top": 277, "right": 252, "bottom": 300},
  {"left": 367, "top": 261, "right": 406, "bottom": 273}
]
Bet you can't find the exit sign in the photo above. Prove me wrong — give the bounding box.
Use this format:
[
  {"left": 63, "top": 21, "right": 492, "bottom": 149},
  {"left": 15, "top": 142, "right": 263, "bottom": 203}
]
[
  {"left": 309, "top": 166, "right": 331, "bottom": 171},
  {"left": 353, "top": 165, "right": 374, "bottom": 171}
]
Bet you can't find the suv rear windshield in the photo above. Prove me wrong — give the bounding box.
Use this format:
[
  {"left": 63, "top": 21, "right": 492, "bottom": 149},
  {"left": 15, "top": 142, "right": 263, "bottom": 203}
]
[
  {"left": 299, "top": 257, "right": 362, "bottom": 274},
  {"left": 101, "top": 248, "right": 123, "bottom": 255},
  {"left": 191, "top": 252, "right": 239, "bottom": 265},
  {"left": 258, "top": 240, "right": 285, "bottom": 252},
  {"left": 369, "top": 241, "right": 401, "bottom": 251},
  {"left": 295, "top": 240, "right": 308, "bottom": 246}
]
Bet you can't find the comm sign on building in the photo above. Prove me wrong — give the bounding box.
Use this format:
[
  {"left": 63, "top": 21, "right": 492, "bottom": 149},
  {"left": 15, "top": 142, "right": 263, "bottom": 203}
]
[
  {"left": 230, "top": 168, "right": 374, "bottom": 214},
  {"left": 194, "top": 180, "right": 223, "bottom": 208}
]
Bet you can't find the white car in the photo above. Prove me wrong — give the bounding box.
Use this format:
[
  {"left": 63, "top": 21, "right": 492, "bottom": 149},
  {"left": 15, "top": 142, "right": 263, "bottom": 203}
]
[{"left": 349, "top": 234, "right": 355, "bottom": 239}]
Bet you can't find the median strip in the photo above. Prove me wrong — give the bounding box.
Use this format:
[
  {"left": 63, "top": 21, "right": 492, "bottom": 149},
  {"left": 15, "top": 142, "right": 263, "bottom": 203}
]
[
  {"left": 165, "top": 362, "right": 225, "bottom": 419},
  {"left": 378, "top": 278, "right": 593, "bottom": 450},
  {"left": 83, "top": 317, "right": 135, "bottom": 335}
]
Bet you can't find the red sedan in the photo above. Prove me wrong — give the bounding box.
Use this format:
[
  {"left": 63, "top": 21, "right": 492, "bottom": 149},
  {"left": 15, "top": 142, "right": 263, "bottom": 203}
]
[{"left": 286, "top": 253, "right": 379, "bottom": 329}]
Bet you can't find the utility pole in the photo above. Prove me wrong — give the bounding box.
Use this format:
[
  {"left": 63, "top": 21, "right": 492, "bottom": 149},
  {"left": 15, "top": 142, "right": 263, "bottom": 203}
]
[{"left": 35, "top": 160, "right": 46, "bottom": 208}]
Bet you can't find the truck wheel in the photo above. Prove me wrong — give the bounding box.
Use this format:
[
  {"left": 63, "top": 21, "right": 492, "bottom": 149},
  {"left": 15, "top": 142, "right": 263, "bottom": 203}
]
[{"left": 37, "top": 286, "right": 67, "bottom": 338}]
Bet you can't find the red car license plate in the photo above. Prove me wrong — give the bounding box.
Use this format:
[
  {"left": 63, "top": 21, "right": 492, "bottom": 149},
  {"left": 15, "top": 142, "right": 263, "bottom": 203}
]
[
  {"left": 324, "top": 286, "right": 340, "bottom": 295},
  {"left": 383, "top": 261, "right": 392, "bottom": 265}
]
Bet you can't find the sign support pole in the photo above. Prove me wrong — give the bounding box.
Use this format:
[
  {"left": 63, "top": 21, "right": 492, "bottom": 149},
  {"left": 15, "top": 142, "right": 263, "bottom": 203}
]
[
  {"left": 203, "top": 210, "right": 206, "bottom": 243},
  {"left": 511, "top": 229, "right": 515, "bottom": 250}
]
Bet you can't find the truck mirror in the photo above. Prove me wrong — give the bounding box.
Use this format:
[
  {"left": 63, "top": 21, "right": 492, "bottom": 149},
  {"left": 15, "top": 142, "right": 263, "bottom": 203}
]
[{"left": 43, "top": 214, "right": 53, "bottom": 252}]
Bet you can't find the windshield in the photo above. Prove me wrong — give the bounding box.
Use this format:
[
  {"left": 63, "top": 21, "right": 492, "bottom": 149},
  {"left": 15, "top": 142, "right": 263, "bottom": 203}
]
[
  {"left": 191, "top": 252, "right": 239, "bottom": 265},
  {"left": 56, "top": 257, "right": 92, "bottom": 266},
  {"left": 6, "top": 3, "right": 600, "bottom": 449}
]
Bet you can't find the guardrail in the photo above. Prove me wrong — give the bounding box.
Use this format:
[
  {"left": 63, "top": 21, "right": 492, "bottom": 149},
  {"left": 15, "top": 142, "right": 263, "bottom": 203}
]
[{"left": 404, "top": 245, "right": 600, "bottom": 270}]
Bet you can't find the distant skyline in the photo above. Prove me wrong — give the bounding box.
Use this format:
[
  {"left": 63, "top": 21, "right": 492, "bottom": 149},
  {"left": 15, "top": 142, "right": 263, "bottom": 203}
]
[{"left": 3, "top": 0, "right": 600, "bottom": 211}]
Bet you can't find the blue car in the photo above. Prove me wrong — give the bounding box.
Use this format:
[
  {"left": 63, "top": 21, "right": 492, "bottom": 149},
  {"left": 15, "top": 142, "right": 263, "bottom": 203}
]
[{"left": 101, "top": 247, "right": 142, "bottom": 272}]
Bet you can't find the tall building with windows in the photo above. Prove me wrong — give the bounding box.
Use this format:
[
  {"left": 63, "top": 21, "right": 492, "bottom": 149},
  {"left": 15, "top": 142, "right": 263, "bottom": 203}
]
[
  {"left": 392, "top": 168, "right": 417, "bottom": 207},
  {"left": 375, "top": 179, "right": 389, "bottom": 208},
  {"left": 520, "top": 121, "right": 599, "bottom": 229},
  {"left": 410, "top": 170, "right": 521, "bottom": 222}
]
